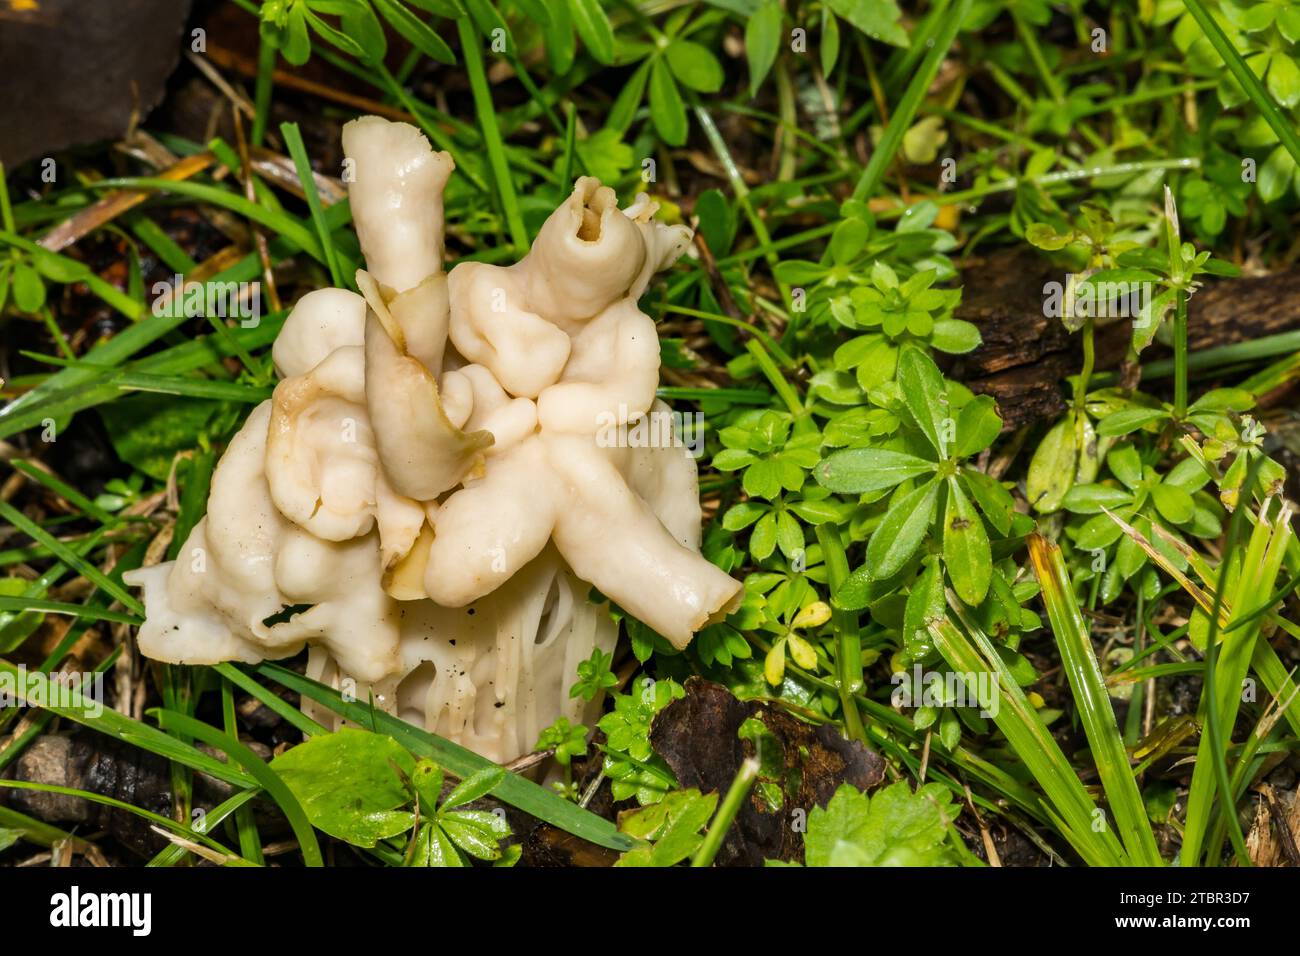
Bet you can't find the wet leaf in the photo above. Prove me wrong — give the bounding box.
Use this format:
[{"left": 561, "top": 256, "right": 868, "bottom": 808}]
[
  {"left": 803, "top": 781, "right": 960, "bottom": 867},
  {"left": 271, "top": 728, "right": 416, "bottom": 847},
  {"left": 814, "top": 447, "right": 935, "bottom": 494},
  {"left": 866, "top": 479, "right": 941, "bottom": 579},
  {"left": 943, "top": 477, "right": 991, "bottom": 605}
]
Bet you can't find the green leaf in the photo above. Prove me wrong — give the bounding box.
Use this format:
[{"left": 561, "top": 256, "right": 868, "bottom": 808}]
[
  {"left": 852, "top": 338, "right": 900, "bottom": 389},
  {"left": 1280, "top": 7, "right": 1300, "bottom": 43},
  {"left": 871, "top": 259, "right": 899, "bottom": 289},
  {"left": 746, "top": 0, "right": 783, "bottom": 97},
  {"left": 814, "top": 447, "right": 935, "bottom": 494},
  {"left": 1151, "top": 483, "right": 1194, "bottom": 525},
  {"left": 1189, "top": 387, "right": 1254, "bottom": 413},
  {"left": 1107, "top": 443, "right": 1143, "bottom": 490},
  {"left": 99, "top": 394, "right": 229, "bottom": 481},
  {"left": 304, "top": 8, "right": 367, "bottom": 59},
  {"left": 1061, "top": 483, "right": 1133, "bottom": 514},
  {"left": 959, "top": 468, "right": 1014, "bottom": 537},
  {"left": 649, "top": 57, "right": 688, "bottom": 146},
  {"left": 342, "top": 0, "right": 389, "bottom": 63},
  {"left": 282, "top": 3, "right": 311, "bottom": 65},
  {"left": 541, "top": 0, "right": 575, "bottom": 73},
  {"left": 12, "top": 262, "right": 45, "bottom": 313},
  {"left": 824, "top": 0, "right": 909, "bottom": 48},
  {"left": 695, "top": 188, "right": 736, "bottom": 256},
  {"left": 373, "top": 0, "right": 455, "bottom": 64},
  {"left": 1096, "top": 407, "right": 1168, "bottom": 437},
  {"left": 830, "top": 216, "right": 870, "bottom": 265},
  {"left": 464, "top": 0, "right": 511, "bottom": 49},
  {"left": 509, "top": 0, "right": 552, "bottom": 27},
  {"left": 1026, "top": 222, "right": 1074, "bottom": 251},
  {"left": 834, "top": 334, "right": 877, "bottom": 370},
  {"left": 821, "top": 5, "right": 841, "bottom": 75},
  {"left": 712, "top": 448, "right": 756, "bottom": 471},
  {"left": 722, "top": 501, "right": 767, "bottom": 531},
  {"left": 775, "top": 509, "right": 804, "bottom": 558},
  {"left": 607, "top": 59, "right": 651, "bottom": 135},
  {"left": 616, "top": 789, "right": 718, "bottom": 867},
  {"left": 1163, "top": 456, "right": 1211, "bottom": 493},
  {"left": 952, "top": 395, "right": 1001, "bottom": 458},
  {"left": 943, "top": 477, "right": 991, "bottom": 605},
  {"left": 666, "top": 40, "right": 724, "bottom": 92},
  {"left": 833, "top": 564, "right": 874, "bottom": 610},
  {"left": 903, "top": 558, "right": 944, "bottom": 643},
  {"left": 270, "top": 728, "right": 416, "bottom": 847},
  {"left": 411, "top": 759, "right": 444, "bottom": 812},
  {"left": 773, "top": 260, "right": 828, "bottom": 285},
  {"left": 31, "top": 248, "right": 90, "bottom": 283},
  {"left": 441, "top": 765, "right": 506, "bottom": 810},
  {"left": 803, "top": 781, "right": 960, "bottom": 867},
  {"left": 1266, "top": 50, "right": 1300, "bottom": 109},
  {"left": 1026, "top": 414, "right": 1076, "bottom": 513},
  {"left": 407, "top": 821, "right": 463, "bottom": 867},
  {"left": 930, "top": 318, "right": 981, "bottom": 353},
  {"left": 750, "top": 511, "right": 778, "bottom": 561},
  {"left": 1075, "top": 512, "right": 1125, "bottom": 551},
  {"left": 252, "top": 663, "right": 633, "bottom": 851},
  {"left": 743, "top": 458, "right": 782, "bottom": 499},
  {"left": 440, "top": 814, "right": 503, "bottom": 860},
  {"left": 866, "top": 479, "right": 941, "bottom": 579},
  {"left": 418, "top": 0, "right": 471, "bottom": 20},
  {"left": 996, "top": 645, "right": 1039, "bottom": 686},
  {"left": 1258, "top": 145, "right": 1294, "bottom": 203},
  {"left": 896, "top": 345, "right": 950, "bottom": 457},
  {"left": 568, "top": 0, "right": 616, "bottom": 65}
]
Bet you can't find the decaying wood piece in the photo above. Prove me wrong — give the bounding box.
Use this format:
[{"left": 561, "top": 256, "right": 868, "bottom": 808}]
[
  {"left": 949, "top": 248, "right": 1300, "bottom": 429},
  {"left": 1, "top": 733, "right": 172, "bottom": 858},
  {"left": 648, "top": 677, "right": 884, "bottom": 866},
  {"left": 1245, "top": 783, "right": 1300, "bottom": 867}
]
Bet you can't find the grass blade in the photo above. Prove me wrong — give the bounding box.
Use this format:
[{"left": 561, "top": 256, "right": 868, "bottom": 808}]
[
  {"left": 213, "top": 662, "right": 327, "bottom": 738},
  {"left": 281, "top": 120, "right": 345, "bottom": 288},
  {"left": 0, "top": 499, "right": 143, "bottom": 616},
  {"left": 850, "top": 0, "right": 974, "bottom": 202},
  {"left": 929, "top": 606, "right": 1128, "bottom": 866},
  {"left": 0, "top": 779, "right": 253, "bottom": 865},
  {"left": 1180, "top": 0, "right": 1300, "bottom": 169},
  {"left": 152, "top": 708, "right": 323, "bottom": 867},
  {"left": 0, "top": 596, "right": 138, "bottom": 625},
  {"left": 1182, "top": 496, "right": 1291, "bottom": 865},
  {"left": 1028, "top": 534, "right": 1163, "bottom": 865},
  {"left": 148, "top": 788, "right": 262, "bottom": 867},
  {"left": 457, "top": 16, "right": 528, "bottom": 251},
  {"left": 0, "top": 659, "right": 254, "bottom": 787}
]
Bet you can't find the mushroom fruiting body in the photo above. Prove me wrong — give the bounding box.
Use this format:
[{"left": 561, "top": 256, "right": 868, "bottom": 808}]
[{"left": 127, "top": 116, "right": 740, "bottom": 762}]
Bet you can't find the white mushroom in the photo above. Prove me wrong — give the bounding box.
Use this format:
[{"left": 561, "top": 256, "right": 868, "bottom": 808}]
[
  {"left": 341, "top": 115, "right": 453, "bottom": 294},
  {"left": 271, "top": 287, "right": 366, "bottom": 379},
  {"left": 128, "top": 115, "right": 740, "bottom": 763},
  {"left": 358, "top": 270, "right": 493, "bottom": 501}
]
